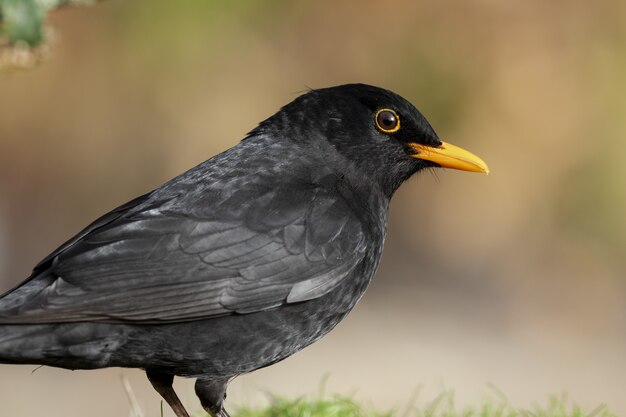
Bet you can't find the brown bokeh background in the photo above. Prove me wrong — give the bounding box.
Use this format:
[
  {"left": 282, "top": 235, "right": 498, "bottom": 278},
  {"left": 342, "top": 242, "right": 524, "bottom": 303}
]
[{"left": 1, "top": 1, "right": 626, "bottom": 416}]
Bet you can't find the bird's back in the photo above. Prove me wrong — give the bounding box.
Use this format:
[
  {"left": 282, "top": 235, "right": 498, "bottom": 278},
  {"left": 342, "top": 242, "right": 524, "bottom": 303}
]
[{"left": 0, "top": 133, "right": 388, "bottom": 375}]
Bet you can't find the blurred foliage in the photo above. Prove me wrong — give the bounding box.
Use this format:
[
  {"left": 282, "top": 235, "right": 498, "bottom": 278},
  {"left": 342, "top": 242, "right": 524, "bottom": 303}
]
[
  {"left": 0, "top": 0, "right": 96, "bottom": 46},
  {"left": 0, "top": 0, "right": 98, "bottom": 70},
  {"left": 0, "top": 0, "right": 44, "bottom": 47}
]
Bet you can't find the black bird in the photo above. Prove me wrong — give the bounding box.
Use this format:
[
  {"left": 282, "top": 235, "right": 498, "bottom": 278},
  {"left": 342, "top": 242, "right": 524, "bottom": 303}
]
[{"left": 0, "top": 84, "right": 488, "bottom": 417}]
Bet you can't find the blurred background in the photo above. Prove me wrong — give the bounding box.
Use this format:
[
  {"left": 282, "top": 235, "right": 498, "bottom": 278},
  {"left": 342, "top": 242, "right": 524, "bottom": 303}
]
[{"left": 1, "top": 0, "right": 626, "bottom": 416}]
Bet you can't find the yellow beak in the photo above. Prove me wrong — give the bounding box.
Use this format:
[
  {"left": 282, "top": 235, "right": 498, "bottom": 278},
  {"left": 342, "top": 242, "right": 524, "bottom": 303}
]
[{"left": 407, "top": 141, "right": 489, "bottom": 174}]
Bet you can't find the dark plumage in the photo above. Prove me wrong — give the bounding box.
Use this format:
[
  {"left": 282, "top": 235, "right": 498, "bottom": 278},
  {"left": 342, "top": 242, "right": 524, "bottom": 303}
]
[{"left": 0, "top": 84, "right": 488, "bottom": 417}]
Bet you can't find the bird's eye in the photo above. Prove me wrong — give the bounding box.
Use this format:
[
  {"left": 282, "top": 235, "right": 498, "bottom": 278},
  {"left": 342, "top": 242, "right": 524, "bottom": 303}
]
[{"left": 375, "top": 109, "right": 400, "bottom": 133}]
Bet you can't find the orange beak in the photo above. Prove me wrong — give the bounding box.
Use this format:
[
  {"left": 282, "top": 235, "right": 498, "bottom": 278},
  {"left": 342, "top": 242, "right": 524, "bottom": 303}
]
[{"left": 407, "top": 141, "right": 489, "bottom": 174}]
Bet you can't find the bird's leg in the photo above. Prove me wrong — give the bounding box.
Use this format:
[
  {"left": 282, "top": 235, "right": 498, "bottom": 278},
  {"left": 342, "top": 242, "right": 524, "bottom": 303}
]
[
  {"left": 195, "top": 378, "right": 230, "bottom": 417},
  {"left": 146, "top": 370, "right": 190, "bottom": 417}
]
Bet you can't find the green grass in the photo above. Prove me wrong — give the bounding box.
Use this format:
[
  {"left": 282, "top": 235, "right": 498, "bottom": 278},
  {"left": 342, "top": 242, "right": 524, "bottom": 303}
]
[
  {"left": 189, "top": 393, "right": 617, "bottom": 417},
  {"left": 233, "top": 396, "right": 390, "bottom": 417}
]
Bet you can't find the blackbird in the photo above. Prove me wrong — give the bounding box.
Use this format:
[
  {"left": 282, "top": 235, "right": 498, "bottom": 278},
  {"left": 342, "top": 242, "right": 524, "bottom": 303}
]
[{"left": 0, "top": 84, "right": 488, "bottom": 417}]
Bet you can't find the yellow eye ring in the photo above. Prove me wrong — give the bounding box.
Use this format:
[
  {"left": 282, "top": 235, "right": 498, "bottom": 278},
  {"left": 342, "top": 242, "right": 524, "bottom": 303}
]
[{"left": 375, "top": 108, "right": 400, "bottom": 133}]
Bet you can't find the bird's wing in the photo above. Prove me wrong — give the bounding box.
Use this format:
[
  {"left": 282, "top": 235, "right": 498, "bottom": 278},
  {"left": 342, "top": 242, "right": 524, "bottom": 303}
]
[{"left": 0, "top": 181, "right": 368, "bottom": 323}]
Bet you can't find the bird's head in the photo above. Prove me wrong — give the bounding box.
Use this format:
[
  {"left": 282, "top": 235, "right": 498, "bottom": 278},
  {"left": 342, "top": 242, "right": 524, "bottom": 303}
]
[{"left": 249, "top": 84, "right": 489, "bottom": 197}]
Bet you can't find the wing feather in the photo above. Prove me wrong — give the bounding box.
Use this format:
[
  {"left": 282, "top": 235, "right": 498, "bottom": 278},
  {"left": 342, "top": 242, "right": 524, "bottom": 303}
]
[{"left": 0, "top": 181, "right": 368, "bottom": 324}]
